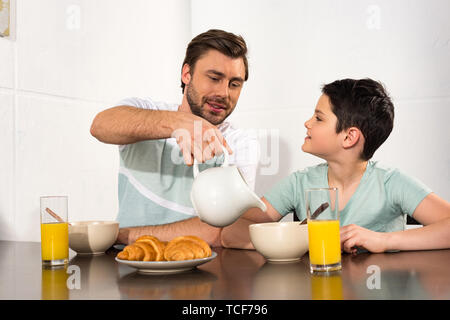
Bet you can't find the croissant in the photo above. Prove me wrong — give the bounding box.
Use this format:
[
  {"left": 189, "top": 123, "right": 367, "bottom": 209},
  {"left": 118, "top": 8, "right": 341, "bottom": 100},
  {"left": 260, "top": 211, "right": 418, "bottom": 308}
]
[
  {"left": 117, "top": 235, "right": 166, "bottom": 261},
  {"left": 164, "top": 236, "right": 212, "bottom": 261},
  {"left": 117, "top": 243, "right": 145, "bottom": 261},
  {"left": 135, "top": 235, "right": 166, "bottom": 261},
  {"left": 117, "top": 235, "right": 212, "bottom": 262}
]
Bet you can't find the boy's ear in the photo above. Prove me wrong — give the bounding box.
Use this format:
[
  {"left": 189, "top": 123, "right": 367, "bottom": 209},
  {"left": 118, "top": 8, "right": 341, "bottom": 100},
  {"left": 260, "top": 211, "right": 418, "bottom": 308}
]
[
  {"left": 181, "top": 63, "right": 192, "bottom": 87},
  {"left": 342, "top": 127, "right": 362, "bottom": 149}
]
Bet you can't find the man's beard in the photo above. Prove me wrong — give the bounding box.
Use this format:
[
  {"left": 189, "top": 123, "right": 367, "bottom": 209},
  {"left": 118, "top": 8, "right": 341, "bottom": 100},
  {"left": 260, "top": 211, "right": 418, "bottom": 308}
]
[{"left": 186, "top": 82, "right": 233, "bottom": 125}]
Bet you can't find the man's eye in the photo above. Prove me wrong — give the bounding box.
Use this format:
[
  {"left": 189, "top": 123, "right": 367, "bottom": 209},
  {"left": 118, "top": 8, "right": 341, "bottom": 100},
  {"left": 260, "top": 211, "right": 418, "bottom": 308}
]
[
  {"left": 209, "top": 76, "right": 219, "bottom": 81},
  {"left": 315, "top": 116, "right": 322, "bottom": 121},
  {"left": 231, "top": 82, "right": 241, "bottom": 88}
]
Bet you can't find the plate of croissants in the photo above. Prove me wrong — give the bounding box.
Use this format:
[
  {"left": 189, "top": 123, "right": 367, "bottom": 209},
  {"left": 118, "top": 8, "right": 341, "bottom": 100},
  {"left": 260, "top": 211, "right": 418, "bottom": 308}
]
[{"left": 115, "top": 235, "right": 216, "bottom": 274}]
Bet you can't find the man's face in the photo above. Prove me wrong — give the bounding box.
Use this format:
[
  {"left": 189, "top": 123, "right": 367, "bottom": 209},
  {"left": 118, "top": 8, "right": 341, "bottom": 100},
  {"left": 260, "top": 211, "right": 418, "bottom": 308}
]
[
  {"left": 184, "top": 50, "right": 246, "bottom": 125},
  {"left": 302, "top": 94, "right": 342, "bottom": 159}
]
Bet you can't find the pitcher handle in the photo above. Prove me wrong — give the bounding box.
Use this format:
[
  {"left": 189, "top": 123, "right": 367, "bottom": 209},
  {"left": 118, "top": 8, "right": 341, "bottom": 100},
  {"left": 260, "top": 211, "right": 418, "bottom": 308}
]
[{"left": 193, "top": 145, "right": 229, "bottom": 178}]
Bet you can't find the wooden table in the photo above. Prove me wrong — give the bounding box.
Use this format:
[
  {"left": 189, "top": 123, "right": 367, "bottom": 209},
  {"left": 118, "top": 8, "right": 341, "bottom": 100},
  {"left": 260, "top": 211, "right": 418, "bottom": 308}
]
[{"left": 1, "top": 240, "right": 449, "bottom": 300}]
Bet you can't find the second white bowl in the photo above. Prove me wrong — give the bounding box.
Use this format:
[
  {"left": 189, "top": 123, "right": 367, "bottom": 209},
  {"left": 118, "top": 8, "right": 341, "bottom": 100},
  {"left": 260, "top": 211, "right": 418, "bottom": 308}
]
[{"left": 249, "top": 222, "right": 309, "bottom": 262}]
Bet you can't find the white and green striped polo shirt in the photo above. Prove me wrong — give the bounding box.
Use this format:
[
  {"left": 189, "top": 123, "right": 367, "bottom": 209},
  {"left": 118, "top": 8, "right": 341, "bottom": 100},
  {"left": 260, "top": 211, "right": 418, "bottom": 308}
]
[{"left": 115, "top": 97, "right": 259, "bottom": 228}]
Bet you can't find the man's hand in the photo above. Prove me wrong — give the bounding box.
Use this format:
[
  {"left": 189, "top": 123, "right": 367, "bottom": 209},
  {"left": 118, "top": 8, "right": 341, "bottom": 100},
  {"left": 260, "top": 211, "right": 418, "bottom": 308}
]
[
  {"left": 340, "top": 224, "right": 388, "bottom": 254},
  {"left": 171, "top": 112, "right": 233, "bottom": 166}
]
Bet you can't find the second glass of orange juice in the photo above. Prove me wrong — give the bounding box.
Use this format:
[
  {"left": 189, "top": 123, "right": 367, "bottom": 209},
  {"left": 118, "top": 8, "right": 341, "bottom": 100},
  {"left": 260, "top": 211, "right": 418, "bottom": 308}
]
[{"left": 306, "top": 188, "right": 341, "bottom": 272}]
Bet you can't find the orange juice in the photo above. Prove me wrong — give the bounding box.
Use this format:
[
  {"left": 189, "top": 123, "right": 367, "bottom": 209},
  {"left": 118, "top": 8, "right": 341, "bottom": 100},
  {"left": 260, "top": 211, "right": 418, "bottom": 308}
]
[
  {"left": 311, "top": 273, "right": 343, "bottom": 300},
  {"left": 41, "top": 222, "right": 69, "bottom": 262},
  {"left": 41, "top": 266, "right": 69, "bottom": 300},
  {"left": 308, "top": 219, "right": 341, "bottom": 267}
]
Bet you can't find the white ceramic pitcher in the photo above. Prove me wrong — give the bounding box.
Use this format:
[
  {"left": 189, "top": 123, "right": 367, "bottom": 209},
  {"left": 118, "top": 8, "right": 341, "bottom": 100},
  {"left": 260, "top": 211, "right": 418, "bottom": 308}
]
[{"left": 190, "top": 146, "right": 267, "bottom": 227}]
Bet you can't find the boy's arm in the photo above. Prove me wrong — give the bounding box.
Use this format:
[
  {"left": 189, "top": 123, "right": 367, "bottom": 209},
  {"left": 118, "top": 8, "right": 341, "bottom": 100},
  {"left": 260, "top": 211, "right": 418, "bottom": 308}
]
[
  {"left": 220, "top": 197, "right": 283, "bottom": 249},
  {"left": 385, "top": 193, "right": 450, "bottom": 250},
  {"left": 340, "top": 193, "right": 450, "bottom": 253}
]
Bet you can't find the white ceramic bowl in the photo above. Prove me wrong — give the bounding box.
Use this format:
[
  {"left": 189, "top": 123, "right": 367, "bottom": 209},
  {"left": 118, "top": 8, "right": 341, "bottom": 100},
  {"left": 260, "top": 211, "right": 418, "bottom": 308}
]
[
  {"left": 249, "top": 222, "right": 309, "bottom": 262},
  {"left": 69, "top": 221, "right": 119, "bottom": 255}
]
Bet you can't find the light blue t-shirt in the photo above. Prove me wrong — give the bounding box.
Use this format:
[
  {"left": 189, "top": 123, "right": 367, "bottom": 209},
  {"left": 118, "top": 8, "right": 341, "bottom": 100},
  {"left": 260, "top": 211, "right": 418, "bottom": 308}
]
[
  {"left": 264, "top": 161, "right": 432, "bottom": 232},
  {"left": 115, "top": 97, "right": 259, "bottom": 228}
]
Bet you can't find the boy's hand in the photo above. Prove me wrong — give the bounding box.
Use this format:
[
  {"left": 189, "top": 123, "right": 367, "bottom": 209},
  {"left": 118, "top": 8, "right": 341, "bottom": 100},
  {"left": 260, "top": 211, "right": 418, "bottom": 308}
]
[{"left": 340, "top": 224, "right": 388, "bottom": 254}]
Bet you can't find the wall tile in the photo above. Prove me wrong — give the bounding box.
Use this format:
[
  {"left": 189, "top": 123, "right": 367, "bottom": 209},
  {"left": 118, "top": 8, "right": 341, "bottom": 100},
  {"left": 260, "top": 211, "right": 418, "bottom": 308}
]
[
  {"left": 15, "top": 93, "right": 119, "bottom": 241},
  {"left": 375, "top": 98, "right": 450, "bottom": 200},
  {"left": 192, "top": 0, "right": 450, "bottom": 109},
  {"left": 16, "top": 0, "right": 190, "bottom": 104},
  {"left": 0, "top": 92, "right": 15, "bottom": 240},
  {"left": 0, "top": 38, "right": 14, "bottom": 88}
]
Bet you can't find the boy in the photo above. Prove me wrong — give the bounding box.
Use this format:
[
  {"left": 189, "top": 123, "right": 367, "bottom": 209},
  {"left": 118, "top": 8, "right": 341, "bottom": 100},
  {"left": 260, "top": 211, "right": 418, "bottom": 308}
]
[{"left": 221, "top": 78, "right": 450, "bottom": 252}]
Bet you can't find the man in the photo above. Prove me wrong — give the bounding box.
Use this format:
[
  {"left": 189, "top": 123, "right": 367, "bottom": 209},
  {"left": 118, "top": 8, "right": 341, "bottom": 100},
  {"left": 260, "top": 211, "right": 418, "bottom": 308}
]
[{"left": 90, "top": 29, "right": 258, "bottom": 247}]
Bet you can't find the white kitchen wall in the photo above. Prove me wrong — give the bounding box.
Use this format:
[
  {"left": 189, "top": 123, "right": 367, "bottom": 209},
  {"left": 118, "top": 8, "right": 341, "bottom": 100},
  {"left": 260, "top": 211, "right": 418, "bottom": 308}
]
[
  {"left": 0, "top": 91, "right": 14, "bottom": 240},
  {"left": 1, "top": 0, "right": 449, "bottom": 241},
  {"left": 192, "top": 0, "right": 450, "bottom": 202},
  {"left": 17, "top": 0, "right": 190, "bottom": 103},
  {"left": 0, "top": 0, "right": 190, "bottom": 241}
]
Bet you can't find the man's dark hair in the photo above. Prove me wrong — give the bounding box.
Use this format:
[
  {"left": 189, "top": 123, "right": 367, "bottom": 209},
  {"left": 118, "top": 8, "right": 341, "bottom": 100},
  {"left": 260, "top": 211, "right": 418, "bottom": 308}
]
[
  {"left": 322, "top": 78, "right": 395, "bottom": 160},
  {"left": 180, "top": 29, "right": 249, "bottom": 93}
]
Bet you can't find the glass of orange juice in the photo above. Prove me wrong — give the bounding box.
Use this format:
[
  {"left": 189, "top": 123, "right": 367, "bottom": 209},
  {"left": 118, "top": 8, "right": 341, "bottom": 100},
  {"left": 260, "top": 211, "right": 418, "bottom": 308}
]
[
  {"left": 306, "top": 188, "right": 341, "bottom": 272},
  {"left": 40, "top": 196, "right": 69, "bottom": 266}
]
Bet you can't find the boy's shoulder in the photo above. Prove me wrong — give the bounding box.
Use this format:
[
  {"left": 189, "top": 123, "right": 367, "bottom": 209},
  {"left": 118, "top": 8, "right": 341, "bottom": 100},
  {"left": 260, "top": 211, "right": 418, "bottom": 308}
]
[
  {"left": 289, "top": 163, "right": 328, "bottom": 185},
  {"left": 294, "top": 162, "right": 328, "bottom": 175},
  {"left": 290, "top": 160, "right": 413, "bottom": 184},
  {"left": 368, "top": 160, "right": 402, "bottom": 181},
  {"left": 369, "top": 160, "right": 396, "bottom": 173},
  {"left": 367, "top": 161, "right": 428, "bottom": 191},
  {"left": 292, "top": 161, "right": 403, "bottom": 183}
]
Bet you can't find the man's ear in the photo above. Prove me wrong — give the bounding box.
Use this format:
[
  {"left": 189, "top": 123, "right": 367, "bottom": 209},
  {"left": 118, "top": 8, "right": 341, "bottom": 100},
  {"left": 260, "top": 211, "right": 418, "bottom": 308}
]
[
  {"left": 181, "top": 63, "right": 192, "bottom": 87},
  {"left": 342, "top": 127, "right": 362, "bottom": 149}
]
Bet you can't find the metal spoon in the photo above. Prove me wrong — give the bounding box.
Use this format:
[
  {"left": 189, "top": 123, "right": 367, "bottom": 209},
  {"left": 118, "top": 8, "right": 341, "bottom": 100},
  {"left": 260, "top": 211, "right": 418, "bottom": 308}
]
[{"left": 299, "top": 202, "right": 329, "bottom": 224}]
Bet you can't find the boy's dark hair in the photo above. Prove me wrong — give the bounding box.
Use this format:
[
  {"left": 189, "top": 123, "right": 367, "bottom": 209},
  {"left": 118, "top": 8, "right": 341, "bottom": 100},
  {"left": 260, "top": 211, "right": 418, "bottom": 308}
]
[
  {"left": 180, "top": 29, "right": 249, "bottom": 93},
  {"left": 322, "top": 78, "right": 394, "bottom": 160}
]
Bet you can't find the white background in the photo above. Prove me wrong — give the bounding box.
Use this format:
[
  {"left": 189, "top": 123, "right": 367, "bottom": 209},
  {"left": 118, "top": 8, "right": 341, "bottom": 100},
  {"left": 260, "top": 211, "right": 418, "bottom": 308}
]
[{"left": 1, "top": 0, "right": 449, "bottom": 241}]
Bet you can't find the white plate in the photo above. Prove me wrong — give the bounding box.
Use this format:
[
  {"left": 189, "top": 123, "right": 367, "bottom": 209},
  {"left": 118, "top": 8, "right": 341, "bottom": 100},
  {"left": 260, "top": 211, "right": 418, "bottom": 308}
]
[{"left": 115, "top": 251, "right": 217, "bottom": 274}]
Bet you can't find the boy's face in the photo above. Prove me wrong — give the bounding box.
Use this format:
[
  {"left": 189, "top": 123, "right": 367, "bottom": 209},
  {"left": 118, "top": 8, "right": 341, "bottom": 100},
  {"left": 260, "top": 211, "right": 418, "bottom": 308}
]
[
  {"left": 183, "top": 49, "right": 246, "bottom": 125},
  {"left": 302, "top": 94, "right": 342, "bottom": 159}
]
